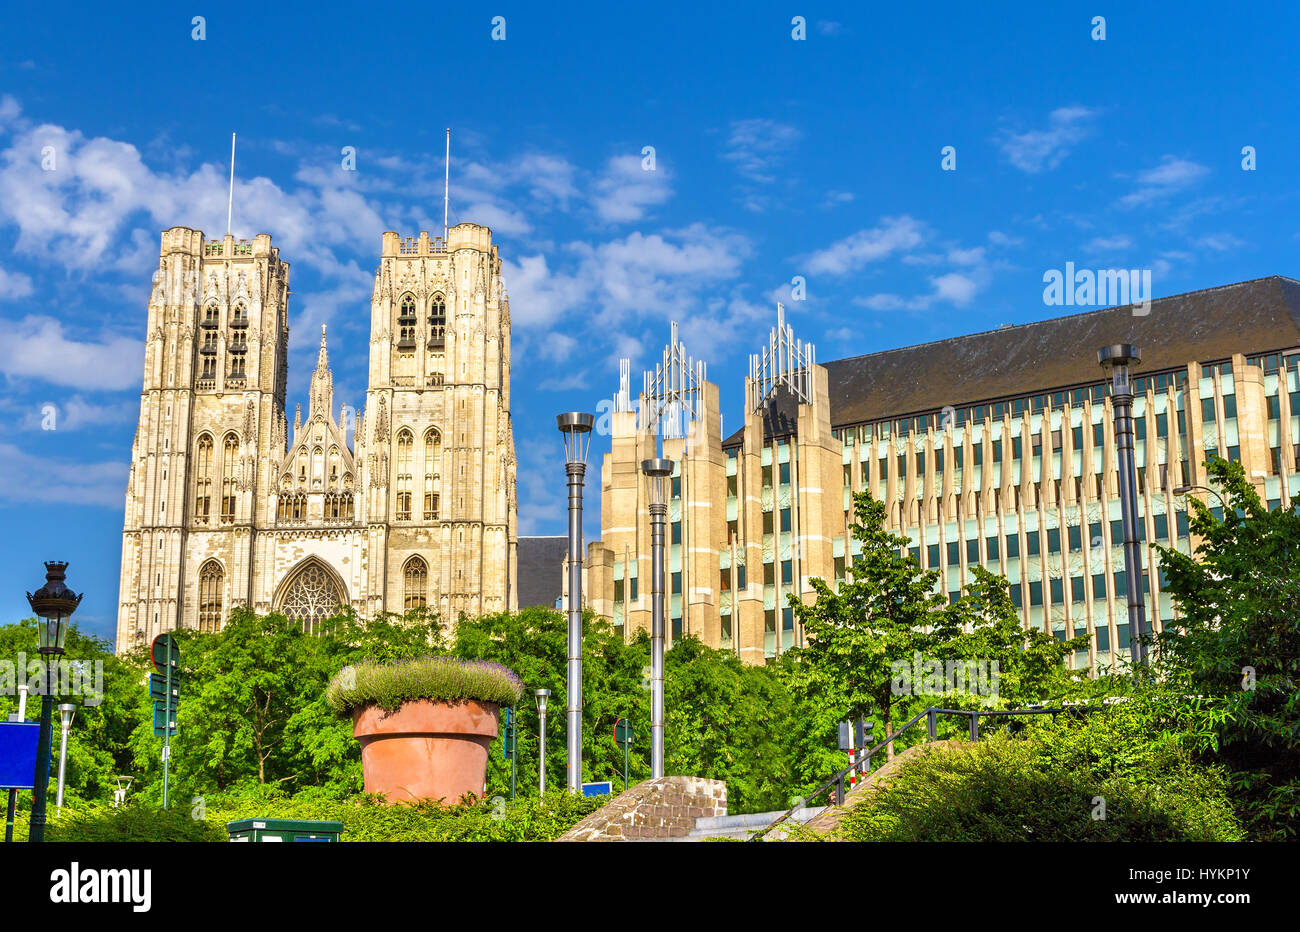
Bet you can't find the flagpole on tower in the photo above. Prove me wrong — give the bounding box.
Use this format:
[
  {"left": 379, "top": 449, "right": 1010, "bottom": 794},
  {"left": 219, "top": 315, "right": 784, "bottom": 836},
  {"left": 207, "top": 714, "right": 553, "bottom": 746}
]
[
  {"left": 443, "top": 128, "right": 450, "bottom": 242},
  {"left": 226, "top": 133, "right": 236, "bottom": 236}
]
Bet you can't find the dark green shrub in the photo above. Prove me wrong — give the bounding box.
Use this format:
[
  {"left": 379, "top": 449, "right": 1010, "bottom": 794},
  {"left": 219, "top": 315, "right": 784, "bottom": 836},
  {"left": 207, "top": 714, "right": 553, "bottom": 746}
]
[
  {"left": 46, "top": 803, "right": 226, "bottom": 842},
  {"left": 35, "top": 791, "right": 604, "bottom": 842},
  {"left": 836, "top": 727, "right": 1243, "bottom": 842}
]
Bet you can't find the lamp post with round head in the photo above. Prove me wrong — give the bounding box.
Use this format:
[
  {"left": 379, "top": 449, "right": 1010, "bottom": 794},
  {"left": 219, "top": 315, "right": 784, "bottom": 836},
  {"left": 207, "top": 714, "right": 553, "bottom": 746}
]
[
  {"left": 556, "top": 412, "right": 594, "bottom": 793},
  {"left": 25, "top": 561, "right": 82, "bottom": 843},
  {"left": 534, "top": 688, "right": 550, "bottom": 796},
  {"left": 1098, "top": 344, "right": 1148, "bottom": 666},
  {"left": 641, "top": 457, "right": 674, "bottom": 779}
]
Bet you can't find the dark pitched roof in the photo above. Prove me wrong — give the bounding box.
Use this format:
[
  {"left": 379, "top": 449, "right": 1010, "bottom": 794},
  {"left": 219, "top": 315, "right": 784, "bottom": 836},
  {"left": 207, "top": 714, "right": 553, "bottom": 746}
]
[
  {"left": 516, "top": 536, "right": 567, "bottom": 609},
  {"left": 725, "top": 275, "right": 1300, "bottom": 445}
]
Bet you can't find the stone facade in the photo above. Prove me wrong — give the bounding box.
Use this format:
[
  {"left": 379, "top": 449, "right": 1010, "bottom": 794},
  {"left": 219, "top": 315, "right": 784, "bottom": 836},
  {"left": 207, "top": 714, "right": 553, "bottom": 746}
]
[
  {"left": 116, "top": 224, "right": 517, "bottom": 651},
  {"left": 588, "top": 277, "right": 1300, "bottom": 674},
  {"left": 557, "top": 776, "right": 727, "bottom": 841}
]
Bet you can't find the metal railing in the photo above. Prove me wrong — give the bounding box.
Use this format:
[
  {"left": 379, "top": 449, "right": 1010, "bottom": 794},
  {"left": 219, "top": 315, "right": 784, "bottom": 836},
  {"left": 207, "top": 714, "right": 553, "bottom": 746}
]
[{"left": 749, "top": 703, "right": 1101, "bottom": 841}]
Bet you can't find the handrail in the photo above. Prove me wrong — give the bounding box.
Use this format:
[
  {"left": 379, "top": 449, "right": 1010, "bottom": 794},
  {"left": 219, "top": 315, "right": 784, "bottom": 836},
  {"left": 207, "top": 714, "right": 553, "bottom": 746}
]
[{"left": 748, "top": 703, "right": 1101, "bottom": 841}]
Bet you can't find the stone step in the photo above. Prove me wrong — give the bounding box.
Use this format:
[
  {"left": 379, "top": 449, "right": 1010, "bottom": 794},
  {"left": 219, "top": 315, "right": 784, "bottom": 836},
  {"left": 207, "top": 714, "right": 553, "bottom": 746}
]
[{"left": 680, "top": 806, "right": 827, "bottom": 842}]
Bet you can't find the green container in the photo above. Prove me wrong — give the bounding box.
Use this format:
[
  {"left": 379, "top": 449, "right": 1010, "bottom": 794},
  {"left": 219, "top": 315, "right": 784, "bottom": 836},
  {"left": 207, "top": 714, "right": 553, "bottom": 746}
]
[{"left": 226, "top": 818, "right": 344, "bottom": 843}]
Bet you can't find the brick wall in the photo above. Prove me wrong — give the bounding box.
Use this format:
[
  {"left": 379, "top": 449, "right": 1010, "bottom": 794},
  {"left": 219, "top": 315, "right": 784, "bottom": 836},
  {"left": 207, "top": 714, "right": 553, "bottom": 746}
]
[{"left": 557, "top": 776, "right": 726, "bottom": 842}]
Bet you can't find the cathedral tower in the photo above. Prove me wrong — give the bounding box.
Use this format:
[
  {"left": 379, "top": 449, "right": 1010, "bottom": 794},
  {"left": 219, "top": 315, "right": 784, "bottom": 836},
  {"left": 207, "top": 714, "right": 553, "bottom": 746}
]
[
  {"left": 361, "top": 225, "right": 518, "bottom": 620},
  {"left": 117, "top": 229, "right": 291, "bottom": 650},
  {"left": 117, "top": 222, "right": 518, "bottom": 651}
]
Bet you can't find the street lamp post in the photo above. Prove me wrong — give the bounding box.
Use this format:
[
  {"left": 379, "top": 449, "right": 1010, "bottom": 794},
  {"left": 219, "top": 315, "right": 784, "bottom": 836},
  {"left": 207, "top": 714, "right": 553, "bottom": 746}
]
[
  {"left": 557, "top": 412, "right": 595, "bottom": 793},
  {"left": 641, "top": 458, "right": 674, "bottom": 779},
  {"left": 56, "top": 703, "right": 75, "bottom": 814},
  {"left": 1173, "top": 484, "right": 1229, "bottom": 513},
  {"left": 1099, "top": 345, "right": 1148, "bottom": 666},
  {"left": 25, "top": 561, "right": 82, "bottom": 843},
  {"left": 534, "top": 688, "right": 550, "bottom": 796}
]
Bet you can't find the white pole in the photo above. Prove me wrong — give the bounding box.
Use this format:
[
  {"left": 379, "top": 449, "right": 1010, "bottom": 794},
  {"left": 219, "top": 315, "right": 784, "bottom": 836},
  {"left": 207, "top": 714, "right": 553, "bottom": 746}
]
[
  {"left": 16, "top": 683, "right": 28, "bottom": 719},
  {"left": 443, "top": 128, "right": 450, "bottom": 242},
  {"left": 227, "top": 132, "right": 236, "bottom": 236}
]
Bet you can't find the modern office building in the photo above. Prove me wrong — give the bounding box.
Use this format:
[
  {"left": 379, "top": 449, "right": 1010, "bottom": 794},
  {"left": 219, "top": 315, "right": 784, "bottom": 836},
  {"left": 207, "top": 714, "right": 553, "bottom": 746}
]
[{"left": 586, "top": 276, "right": 1300, "bottom": 673}]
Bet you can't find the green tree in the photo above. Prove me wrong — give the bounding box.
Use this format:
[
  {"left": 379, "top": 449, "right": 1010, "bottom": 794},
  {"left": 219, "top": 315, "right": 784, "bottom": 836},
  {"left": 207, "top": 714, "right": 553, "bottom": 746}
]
[
  {"left": 783, "top": 491, "right": 965, "bottom": 759},
  {"left": 0, "top": 620, "right": 145, "bottom": 807},
  {"left": 943, "top": 565, "right": 1088, "bottom": 707},
  {"left": 1154, "top": 456, "right": 1300, "bottom": 839},
  {"left": 664, "top": 636, "right": 795, "bottom": 812}
]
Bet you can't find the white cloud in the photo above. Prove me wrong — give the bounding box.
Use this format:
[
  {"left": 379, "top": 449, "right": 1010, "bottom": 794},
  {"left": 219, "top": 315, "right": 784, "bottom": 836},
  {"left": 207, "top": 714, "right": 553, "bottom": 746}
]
[
  {"left": 591, "top": 154, "right": 672, "bottom": 223},
  {"left": 17, "top": 394, "right": 136, "bottom": 432},
  {"left": 721, "top": 119, "right": 802, "bottom": 184},
  {"left": 856, "top": 272, "right": 986, "bottom": 312},
  {"left": 1118, "top": 156, "right": 1209, "bottom": 208},
  {"left": 0, "top": 441, "right": 127, "bottom": 507},
  {"left": 997, "top": 107, "right": 1097, "bottom": 173},
  {"left": 947, "top": 247, "right": 986, "bottom": 266},
  {"left": 501, "top": 252, "right": 589, "bottom": 328},
  {"left": 806, "top": 215, "right": 925, "bottom": 276},
  {"left": 0, "top": 315, "right": 142, "bottom": 390},
  {"left": 1195, "top": 233, "right": 1245, "bottom": 252},
  {"left": 1085, "top": 234, "right": 1135, "bottom": 252},
  {"left": 0, "top": 263, "right": 33, "bottom": 299}
]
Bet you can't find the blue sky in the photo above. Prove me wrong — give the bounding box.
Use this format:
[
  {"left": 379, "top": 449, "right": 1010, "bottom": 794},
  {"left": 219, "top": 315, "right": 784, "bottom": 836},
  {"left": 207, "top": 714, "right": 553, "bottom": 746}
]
[{"left": 1, "top": 2, "right": 1298, "bottom": 643}]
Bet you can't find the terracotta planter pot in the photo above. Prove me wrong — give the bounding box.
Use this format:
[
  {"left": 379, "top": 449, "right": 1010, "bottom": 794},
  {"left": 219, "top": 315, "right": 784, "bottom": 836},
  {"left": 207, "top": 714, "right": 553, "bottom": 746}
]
[{"left": 352, "top": 698, "right": 500, "bottom": 805}]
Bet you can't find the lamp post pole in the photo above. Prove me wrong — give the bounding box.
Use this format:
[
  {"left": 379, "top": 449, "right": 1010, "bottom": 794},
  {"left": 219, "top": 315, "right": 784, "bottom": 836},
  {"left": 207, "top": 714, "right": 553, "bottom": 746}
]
[
  {"left": 56, "top": 703, "right": 75, "bottom": 814},
  {"left": 1173, "top": 484, "right": 1229, "bottom": 513},
  {"left": 535, "top": 688, "right": 550, "bottom": 796},
  {"left": 557, "top": 412, "right": 595, "bottom": 793},
  {"left": 25, "top": 561, "right": 82, "bottom": 843},
  {"left": 1099, "top": 345, "right": 1148, "bottom": 666},
  {"left": 642, "top": 458, "right": 674, "bottom": 779}
]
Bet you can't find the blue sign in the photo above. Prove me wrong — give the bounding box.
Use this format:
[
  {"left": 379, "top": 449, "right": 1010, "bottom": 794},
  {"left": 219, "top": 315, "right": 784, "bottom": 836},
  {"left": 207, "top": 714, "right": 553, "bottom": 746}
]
[
  {"left": 581, "top": 781, "right": 613, "bottom": 797},
  {"left": 0, "top": 721, "right": 40, "bottom": 790}
]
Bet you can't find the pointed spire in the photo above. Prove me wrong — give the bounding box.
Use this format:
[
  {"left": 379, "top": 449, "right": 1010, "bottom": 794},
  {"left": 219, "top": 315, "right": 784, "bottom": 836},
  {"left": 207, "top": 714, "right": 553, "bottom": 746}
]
[{"left": 310, "top": 323, "right": 334, "bottom": 418}]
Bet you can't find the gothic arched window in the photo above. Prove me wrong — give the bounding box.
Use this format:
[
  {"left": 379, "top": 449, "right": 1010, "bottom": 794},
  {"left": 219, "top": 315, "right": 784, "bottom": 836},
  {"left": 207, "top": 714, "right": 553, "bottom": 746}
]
[
  {"left": 198, "top": 560, "right": 224, "bottom": 633},
  {"left": 428, "top": 294, "right": 446, "bottom": 348},
  {"left": 424, "top": 428, "right": 441, "bottom": 520},
  {"left": 398, "top": 294, "right": 417, "bottom": 348},
  {"left": 194, "top": 434, "right": 213, "bottom": 524},
  {"left": 404, "top": 556, "right": 428, "bottom": 611},
  {"left": 220, "top": 433, "right": 239, "bottom": 524},
  {"left": 278, "top": 560, "right": 345, "bottom": 635},
  {"left": 396, "top": 429, "right": 413, "bottom": 520}
]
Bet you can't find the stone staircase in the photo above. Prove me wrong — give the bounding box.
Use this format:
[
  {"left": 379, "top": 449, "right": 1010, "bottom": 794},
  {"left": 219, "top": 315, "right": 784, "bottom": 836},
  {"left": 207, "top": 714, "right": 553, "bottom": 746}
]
[{"left": 669, "top": 806, "right": 828, "bottom": 842}]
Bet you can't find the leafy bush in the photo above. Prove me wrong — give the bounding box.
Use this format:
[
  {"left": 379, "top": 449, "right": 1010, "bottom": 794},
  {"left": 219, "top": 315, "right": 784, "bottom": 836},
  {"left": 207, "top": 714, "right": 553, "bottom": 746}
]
[
  {"left": 327, "top": 657, "right": 524, "bottom": 714},
  {"left": 44, "top": 803, "right": 226, "bottom": 842},
  {"left": 34, "top": 791, "right": 602, "bottom": 842},
  {"left": 835, "top": 704, "right": 1244, "bottom": 842}
]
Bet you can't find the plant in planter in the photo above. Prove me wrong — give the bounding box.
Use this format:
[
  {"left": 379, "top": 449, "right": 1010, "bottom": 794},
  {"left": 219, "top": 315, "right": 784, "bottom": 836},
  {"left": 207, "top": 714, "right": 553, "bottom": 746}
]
[{"left": 327, "top": 657, "right": 524, "bottom": 805}]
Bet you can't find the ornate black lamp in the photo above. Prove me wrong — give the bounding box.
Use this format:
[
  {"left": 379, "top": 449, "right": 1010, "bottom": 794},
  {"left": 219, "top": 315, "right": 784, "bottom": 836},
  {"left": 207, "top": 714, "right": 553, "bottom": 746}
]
[{"left": 26, "top": 562, "right": 81, "bottom": 842}]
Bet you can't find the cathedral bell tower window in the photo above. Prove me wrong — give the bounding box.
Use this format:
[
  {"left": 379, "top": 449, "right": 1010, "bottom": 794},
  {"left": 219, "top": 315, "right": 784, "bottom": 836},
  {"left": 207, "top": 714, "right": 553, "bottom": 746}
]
[
  {"left": 396, "top": 429, "right": 413, "bottom": 520},
  {"left": 198, "top": 560, "right": 224, "bottom": 633},
  {"left": 427, "top": 294, "right": 446, "bottom": 349},
  {"left": 220, "top": 434, "right": 239, "bottom": 524},
  {"left": 404, "top": 556, "right": 428, "bottom": 611},
  {"left": 193, "top": 435, "right": 213, "bottom": 524},
  {"left": 398, "top": 295, "right": 417, "bottom": 350}
]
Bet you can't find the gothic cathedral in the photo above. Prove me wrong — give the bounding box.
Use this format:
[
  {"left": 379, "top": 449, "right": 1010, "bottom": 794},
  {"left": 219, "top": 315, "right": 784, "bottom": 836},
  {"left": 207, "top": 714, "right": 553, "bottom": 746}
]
[{"left": 116, "top": 224, "right": 518, "bottom": 651}]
